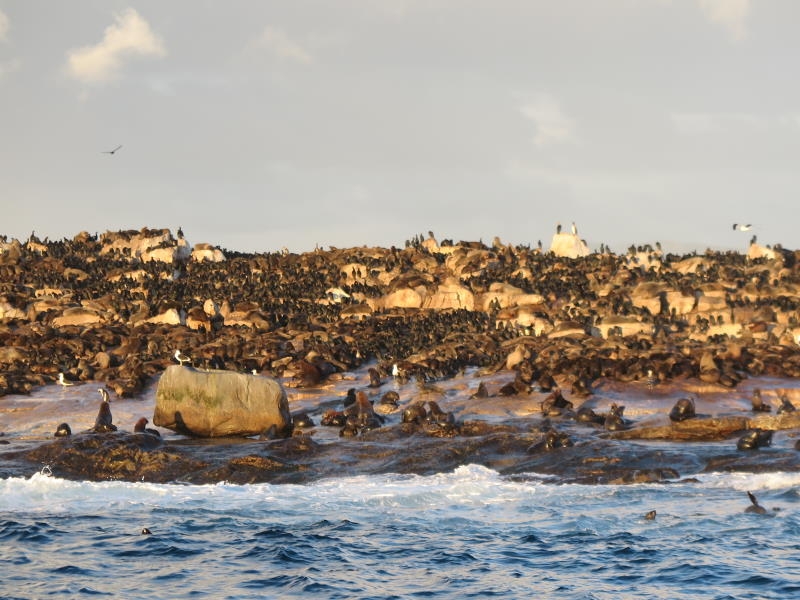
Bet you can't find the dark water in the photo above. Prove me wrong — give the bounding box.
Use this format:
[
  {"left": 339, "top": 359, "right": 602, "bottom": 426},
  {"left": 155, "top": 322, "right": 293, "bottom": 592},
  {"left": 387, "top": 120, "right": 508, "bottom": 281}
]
[{"left": 2, "top": 466, "right": 800, "bottom": 599}]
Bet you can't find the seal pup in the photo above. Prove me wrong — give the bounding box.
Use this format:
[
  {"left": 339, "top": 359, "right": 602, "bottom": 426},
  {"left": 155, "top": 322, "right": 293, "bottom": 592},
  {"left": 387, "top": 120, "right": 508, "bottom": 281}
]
[
  {"left": 54, "top": 422, "right": 72, "bottom": 437},
  {"left": 745, "top": 491, "right": 767, "bottom": 515},
  {"left": 737, "top": 429, "right": 773, "bottom": 451},
  {"left": 173, "top": 349, "right": 192, "bottom": 366},
  {"left": 669, "top": 398, "right": 696, "bottom": 422},
  {"left": 134, "top": 417, "right": 160, "bottom": 437},
  {"left": 93, "top": 388, "right": 117, "bottom": 433},
  {"left": 751, "top": 389, "right": 771, "bottom": 413}
]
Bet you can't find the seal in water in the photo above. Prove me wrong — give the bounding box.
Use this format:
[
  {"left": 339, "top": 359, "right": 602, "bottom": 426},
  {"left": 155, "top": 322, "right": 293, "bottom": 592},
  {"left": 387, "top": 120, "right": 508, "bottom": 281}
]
[
  {"left": 669, "top": 397, "right": 696, "bottom": 422},
  {"left": 93, "top": 388, "right": 117, "bottom": 433},
  {"left": 54, "top": 422, "right": 72, "bottom": 437},
  {"left": 737, "top": 429, "right": 773, "bottom": 451},
  {"left": 644, "top": 510, "right": 656, "bottom": 521},
  {"left": 745, "top": 491, "right": 767, "bottom": 514},
  {"left": 374, "top": 391, "right": 400, "bottom": 415}
]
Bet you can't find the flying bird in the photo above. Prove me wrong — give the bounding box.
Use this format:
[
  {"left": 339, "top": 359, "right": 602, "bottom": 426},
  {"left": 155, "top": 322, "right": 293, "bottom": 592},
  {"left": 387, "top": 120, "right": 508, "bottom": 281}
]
[
  {"left": 733, "top": 223, "right": 752, "bottom": 231},
  {"left": 102, "top": 145, "right": 123, "bottom": 155}
]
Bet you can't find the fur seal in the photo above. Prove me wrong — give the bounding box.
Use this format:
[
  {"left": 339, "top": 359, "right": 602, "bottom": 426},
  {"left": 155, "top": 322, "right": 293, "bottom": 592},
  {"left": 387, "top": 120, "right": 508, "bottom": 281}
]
[
  {"left": 134, "top": 417, "right": 160, "bottom": 437},
  {"left": 141, "top": 527, "right": 152, "bottom": 535},
  {"left": 367, "top": 368, "right": 382, "bottom": 388},
  {"left": 745, "top": 491, "right": 767, "bottom": 514},
  {"left": 374, "top": 391, "right": 400, "bottom": 415},
  {"left": 604, "top": 403, "right": 627, "bottom": 431},
  {"left": 54, "top": 422, "right": 72, "bottom": 437},
  {"left": 291, "top": 411, "right": 315, "bottom": 429},
  {"left": 575, "top": 406, "right": 604, "bottom": 425},
  {"left": 93, "top": 388, "right": 117, "bottom": 433},
  {"left": 669, "top": 397, "right": 696, "bottom": 422},
  {"left": 737, "top": 429, "right": 773, "bottom": 451},
  {"left": 777, "top": 395, "right": 796, "bottom": 414},
  {"left": 751, "top": 388, "right": 771, "bottom": 412},
  {"left": 644, "top": 510, "right": 656, "bottom": 521},
  {"left": 540, "top": 388, "right": 573, "bottom": 417}
]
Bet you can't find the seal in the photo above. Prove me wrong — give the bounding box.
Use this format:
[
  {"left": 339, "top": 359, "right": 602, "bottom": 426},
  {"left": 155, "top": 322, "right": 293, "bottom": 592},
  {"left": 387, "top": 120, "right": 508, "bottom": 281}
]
[
  {"left": 93, "top": 388, "right": 117, "bottom": 433},
  {"left": 134, "top": 417, "right": 160, "bottom": 437},
  {"left": 737, "top": 429, "right": 773, "bottom": 451},
  {"left": 644, "top": 510, "right": 656, "bottom": 520},
  {"left": 745, "top": 491, "right": 767, "bottom": 514},
  {"left": 669, "top": 397, "right": 696, "bottom": 422},
  {"left": 374, "top": 391, "right": 400, "bottom": 415},
  {"left": 751, "top": 388, "right": 771, "bottom": 412},
  {"left": 54, "top": 422, "right": 72, "bottom": 437},
  {"left": 604, "top": 403, "right": 627, "bottom": 431},
  {"left": 777, "top": 395, "right": 796, "bottom": 414}
]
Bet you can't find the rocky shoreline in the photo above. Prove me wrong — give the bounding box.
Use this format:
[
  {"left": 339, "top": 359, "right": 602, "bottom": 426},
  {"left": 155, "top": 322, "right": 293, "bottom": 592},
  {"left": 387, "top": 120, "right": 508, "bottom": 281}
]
[{"left": 2, "top": 228, "right": 800, "bottom": 484}]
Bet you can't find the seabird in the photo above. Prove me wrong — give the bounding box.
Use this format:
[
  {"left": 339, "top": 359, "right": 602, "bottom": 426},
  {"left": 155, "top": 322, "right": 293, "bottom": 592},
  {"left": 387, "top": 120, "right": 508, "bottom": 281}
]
[
  {"left": 174, "top": 349, "right": 192, "bottom": 366},
  {"left": 571, "top": 221, "right": 578, "bottom": 235},
  {"left": 98, "top": 388, "right": 110, "bottom": 402},
  {"left": 102, "top": 145, "right": 123, "bottom": 155},
  {"left": 57, "top": 372, "right": 75, "bottom": 387},
  {"left": 745, "top": 491, "right": 767, "bottom": 515},
  {"left": 733, "top": 224, "right": 752, "bottom": 232}
]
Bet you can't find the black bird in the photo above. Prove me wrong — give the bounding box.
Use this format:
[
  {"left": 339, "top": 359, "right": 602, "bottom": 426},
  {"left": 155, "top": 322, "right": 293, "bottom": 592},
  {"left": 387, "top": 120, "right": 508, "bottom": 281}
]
[{"left": 102, "top": 145, "right": 123, "bottom": 155}]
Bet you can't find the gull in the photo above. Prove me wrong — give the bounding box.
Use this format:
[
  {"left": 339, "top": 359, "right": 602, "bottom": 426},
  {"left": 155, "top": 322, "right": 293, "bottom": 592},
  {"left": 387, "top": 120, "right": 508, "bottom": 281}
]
[
  {"left": 102, "top": 145, "right": 123, "bottom": 155},
  {"left": 57, "top": 372, "right": 75, "bottom": 387},
  {"left": 733, "top": 223, "right": 752, "bottom": 231},
  {"left": 174, "top": 349, "right": 192, "bottom": 366}
]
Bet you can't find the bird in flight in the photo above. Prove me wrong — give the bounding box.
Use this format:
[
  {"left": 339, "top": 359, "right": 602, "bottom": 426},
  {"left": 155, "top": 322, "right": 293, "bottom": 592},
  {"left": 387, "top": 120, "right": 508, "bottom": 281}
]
[
  {"left": 733, "top": 223, "right": 752, "bottom": 231},
  {"left": 102, "top": 145, "right": 123, "bottom": 155}
]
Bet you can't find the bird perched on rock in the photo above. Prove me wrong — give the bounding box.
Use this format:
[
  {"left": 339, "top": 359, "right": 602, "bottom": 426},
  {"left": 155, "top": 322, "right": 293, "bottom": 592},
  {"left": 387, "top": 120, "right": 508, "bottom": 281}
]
[
  {"left": 174, "top": 349, "right": 192, "bottom": 366},
  {"left": 57, "top": 372, "right": 75, "bottom": 388}
]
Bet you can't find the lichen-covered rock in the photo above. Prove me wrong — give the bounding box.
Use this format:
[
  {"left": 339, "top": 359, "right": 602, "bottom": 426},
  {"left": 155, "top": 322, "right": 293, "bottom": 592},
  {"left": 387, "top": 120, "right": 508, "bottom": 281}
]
[{"left": 154, "top": 366, "right": 291, "bottom": 437}]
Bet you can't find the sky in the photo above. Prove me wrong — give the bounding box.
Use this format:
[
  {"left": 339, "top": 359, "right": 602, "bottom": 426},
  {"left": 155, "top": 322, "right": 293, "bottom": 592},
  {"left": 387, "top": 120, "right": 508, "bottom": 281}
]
[{"left": 1, "top": 0, "right": 798, "bottom": 255}]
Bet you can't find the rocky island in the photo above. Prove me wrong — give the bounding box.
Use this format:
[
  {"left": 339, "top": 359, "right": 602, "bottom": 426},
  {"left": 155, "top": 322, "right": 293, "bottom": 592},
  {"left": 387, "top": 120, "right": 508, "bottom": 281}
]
[{"left": 1, "top": 227, "right": 800, "bottom": 484}]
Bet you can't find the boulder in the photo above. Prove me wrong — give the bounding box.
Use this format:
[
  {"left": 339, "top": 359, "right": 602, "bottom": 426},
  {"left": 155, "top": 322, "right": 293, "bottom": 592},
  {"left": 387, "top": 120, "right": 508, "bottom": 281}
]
[
  {"left": 549, "top": 233, "right": 589, "bottom": 258},
  {"left": 154, "top": 366, "right": 291, "bottom": 437}
]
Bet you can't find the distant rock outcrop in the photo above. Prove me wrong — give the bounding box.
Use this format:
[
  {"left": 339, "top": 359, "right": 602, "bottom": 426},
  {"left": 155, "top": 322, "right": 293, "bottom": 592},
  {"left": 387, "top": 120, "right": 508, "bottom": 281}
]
[
  {"left": 549, "top": 233, "right": 590, "bottom": 258},
  {"left": 154, "top": 366, "right": 291, "bottom": 437}
]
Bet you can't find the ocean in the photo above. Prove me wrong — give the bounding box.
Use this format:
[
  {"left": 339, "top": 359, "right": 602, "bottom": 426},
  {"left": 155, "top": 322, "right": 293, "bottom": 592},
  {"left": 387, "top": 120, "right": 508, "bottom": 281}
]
[
  {"left": 2, "top": 466, "right": 800, "bottom": 598},
  {"left": 2, "top": 374, "right": 800, "bottom": 599}
]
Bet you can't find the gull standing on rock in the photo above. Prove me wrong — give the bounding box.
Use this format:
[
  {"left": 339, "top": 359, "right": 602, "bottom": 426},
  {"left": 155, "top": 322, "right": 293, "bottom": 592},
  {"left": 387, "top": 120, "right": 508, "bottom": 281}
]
[
  {"left": 174, "top": 349, "right": 192, "bottom": 366},
  {"left": 57, "top": 372, "right": 75, "bottom": 388}
]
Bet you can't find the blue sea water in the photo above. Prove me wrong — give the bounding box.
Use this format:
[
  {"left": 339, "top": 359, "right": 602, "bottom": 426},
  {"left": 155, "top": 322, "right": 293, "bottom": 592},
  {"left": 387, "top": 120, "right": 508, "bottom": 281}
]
[{"left": 2, "top": 466, "right": 800, "bottom": 599}]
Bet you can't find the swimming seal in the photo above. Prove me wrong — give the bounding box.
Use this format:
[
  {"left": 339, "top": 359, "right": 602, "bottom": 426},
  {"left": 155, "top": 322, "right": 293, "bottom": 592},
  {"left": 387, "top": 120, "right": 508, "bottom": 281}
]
[
  {"left": 644, "top": 510, "right": 656, "bottom": 520},
  {"left": 745, "top": 491, "right": 767, "bottom": 514}
]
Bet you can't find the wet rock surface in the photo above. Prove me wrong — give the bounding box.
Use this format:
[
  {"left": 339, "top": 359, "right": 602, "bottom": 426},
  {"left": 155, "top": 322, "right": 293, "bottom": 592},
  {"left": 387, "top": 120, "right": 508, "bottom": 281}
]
[{"left": 2, "top": 229, "right": 800, "bottom": 484}]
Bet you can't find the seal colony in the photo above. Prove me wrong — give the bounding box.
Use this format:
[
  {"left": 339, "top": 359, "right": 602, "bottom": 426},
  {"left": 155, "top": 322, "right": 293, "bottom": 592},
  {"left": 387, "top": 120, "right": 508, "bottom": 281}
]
[{"left": 1, "top": 227, "right": 800, "bottom": 484}]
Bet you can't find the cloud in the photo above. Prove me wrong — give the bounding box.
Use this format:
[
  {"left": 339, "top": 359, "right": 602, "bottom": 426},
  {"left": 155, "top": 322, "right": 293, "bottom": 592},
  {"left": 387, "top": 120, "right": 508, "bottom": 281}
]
[
  {"left": 254, "top": 26, "right": 313, "bottom": 64},
  {"left": 66, "top": 8, "right": 165, "bottom": 84},
  {"left": 697, "top": 0, "right": 750, "bottom": 41},
  {"left": 519, "top": 94, "right": 576, "bottom": 146},
  {"left": 0, "top": 9, "right": 8, "bottom": 42}
]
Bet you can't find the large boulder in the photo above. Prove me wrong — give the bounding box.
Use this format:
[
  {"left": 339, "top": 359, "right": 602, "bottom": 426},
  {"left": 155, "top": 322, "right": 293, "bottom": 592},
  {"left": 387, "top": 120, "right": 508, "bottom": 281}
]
[
  {"left": 549, "top": 233, "right": 589, "bottom": 258},
  {"left": 154, "top": 366, "right": 291, "bottom": 437}
]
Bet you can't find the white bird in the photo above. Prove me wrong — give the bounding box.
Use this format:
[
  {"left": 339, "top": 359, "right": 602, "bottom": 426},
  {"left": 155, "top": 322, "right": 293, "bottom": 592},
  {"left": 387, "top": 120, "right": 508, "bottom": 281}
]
[
  {"left": 392, "top": 363, "right": 400, "bottom": 377},
  {"left": 57, "top": 372, "right": 75, "bottom": 387},
  {"left": 102, "top": 144, "right": 123, "bottom": 155},
  {"left": 571, "top": 221, "right": 578, "bottom": 235},
  {"left": 174, "top": 349, "right": 192, "bottom": 366},
  {"left": 733, "top": 223, "right": 752, "bottom": 232},
  {"left": 98, "top": 388, "right": 110, "bottom": 402}
]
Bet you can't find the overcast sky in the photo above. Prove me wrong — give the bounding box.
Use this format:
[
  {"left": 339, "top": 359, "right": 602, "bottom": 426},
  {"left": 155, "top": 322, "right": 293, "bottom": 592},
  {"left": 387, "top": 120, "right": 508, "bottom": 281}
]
[{"left": 1, "top": 1, "right": 797, "bottom": 254}]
